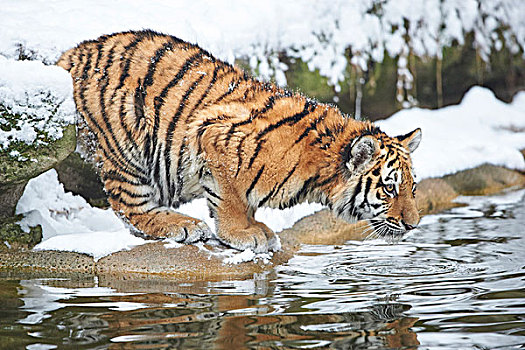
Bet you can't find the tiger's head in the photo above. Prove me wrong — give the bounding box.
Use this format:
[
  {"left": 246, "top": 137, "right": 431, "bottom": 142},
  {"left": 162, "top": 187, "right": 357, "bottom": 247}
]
[{"left": 331, "top": 127, "right": 422, "bottom": 240}]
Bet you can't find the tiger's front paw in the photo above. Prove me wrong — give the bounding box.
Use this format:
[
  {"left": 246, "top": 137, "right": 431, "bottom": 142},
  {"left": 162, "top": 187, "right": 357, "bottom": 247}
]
[{"left": 217, "top": 222, "right": 280, "bottom": 253}]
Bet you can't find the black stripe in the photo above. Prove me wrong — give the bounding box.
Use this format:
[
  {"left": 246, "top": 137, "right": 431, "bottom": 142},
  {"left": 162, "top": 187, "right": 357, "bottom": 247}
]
[
  {"left": 165, "top": 74, "right": 206, "bottom": 198},
  {"left": 150, "top": 52, "right": 204, "bottom": 162},
  {"left": 316, "top": 173, "right": 339, "bottom": 188},
  {"left": 110, "top": 34, "right": 147, "bottom": 101},
  {"left": 348, "top": 175, "right": 364, "bottom": 210},
  {"left": 117, "top": 94, "right": 142, "bottom": 154},
  {"left": 108, "top": 193, "right": 150, "bottom": 208},
  {"left": 143, "top": 41, "right": 174, "bottom": 90},
  {"left": 294, "top": 110, "right": 328, "bottom": 144},
  {"left": 359, "top": 177, "right": 373, "bottom": 209},
  {"left": 102, "top": 169, "right": 144, "bottom": 187},
  {"left": 174, "top": 141, "right": 187, "bottom": 199},
  {"left": 247, "top": 139, "right": 265, "bottom": 169},
  {"left": 311, "top": 125, "right": 337, "bottom": 148},
  {"left": 224, "top": 94, "right": 283, "bottom": 148},
  {"left": 127, "top": 207, "right": 157, "bottom": 218},
  {"left": 295, "top": 174, "right": 320, "bottom": 201},
  {"left": 93, "top": 36, "right": 108, "bottom": 71},
  {"left": 118, "top": 187, "right": 151, "bottom": 199},
  {"left": 152, "top": 144, "right": 165, "bottom": 203},
  {"left": 258, "top": 163, "right": 298, "bottom": 207},
  {"left": 202, "top": 185, "right": 222, "bottom": 201},
  {"left": 256, "top": 99, "right": 316, "bottom": 142},
  {"left": 134, "top": 79, "right": 146, "bottom": 125},
  {"left": 387, "top": 157, "right": 397, "bottom": 168},
  {"left": 73, "top": 48, "right": 87, "bottom": 76},
  {"left": 77, "top": 49, "right": 144, "bottom": 181},
  {"left": 80, "top": 46, "right": 92, "bottom": 81},
  {"left": 212, "top": 75, "right": 241, "bottom": 104},
  {"left": 251, "top": 95, "right": 281, "bottom": 118},
  {"left": 281, "top": 174, "right": 320, "bottom": 209},
  {"left": 246, "top": 166, "right": 265, "bottom": 199},
  {"left": 364, "top": 177, "right": 372, "bottom": 195},
  {"left": 234, "top": 135, "right": 247, "bottom": 177}
]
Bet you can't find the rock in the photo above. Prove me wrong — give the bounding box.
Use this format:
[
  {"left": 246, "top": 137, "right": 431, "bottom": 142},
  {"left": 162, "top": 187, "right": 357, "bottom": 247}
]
[
  {"left": 0, "top": 215, "right": 42, "bottom": 250},
  {"left": 0, "top": 124, "right": 76, "bottom": 218},
  {"left": 280, "top": 210, "right": 369, "bottom": 245},
  {"left": 54, "top": 152, "right": 107, "bottom": 207},
  {"left": 0, "top": 182, "right": 27, "bottom": 218},
  {"left": 96, "top": 241, "right": 294, "bottom": 280},
  {"left": 0, "top": 58, "right": 76, "bottom": 219},
  {"left": 415, "top": 178, "right": 459, "bottom": 214},
  {"left": 0, "top": 250, "right": 94, "bottom": 273},
  {"left": 443, "top": 164, "right": 525, "bottom": 195}
]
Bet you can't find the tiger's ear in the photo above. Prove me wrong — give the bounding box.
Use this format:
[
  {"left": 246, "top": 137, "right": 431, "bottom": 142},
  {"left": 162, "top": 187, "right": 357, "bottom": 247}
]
[
  {"left": 397, "top": 128, "right": 421, "bottom": 153},
  {"left": 344, "top": 135, "right": 378, "bottom": 173}
]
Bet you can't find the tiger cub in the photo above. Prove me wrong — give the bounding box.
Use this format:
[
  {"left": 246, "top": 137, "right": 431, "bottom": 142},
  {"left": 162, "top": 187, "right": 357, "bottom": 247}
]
[{"left": 57, "top": 30, "right": 421, "bottom": 253}]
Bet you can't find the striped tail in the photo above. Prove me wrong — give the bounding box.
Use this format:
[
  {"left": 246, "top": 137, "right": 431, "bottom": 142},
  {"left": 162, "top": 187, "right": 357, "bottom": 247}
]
[{"left": 56, "top": 47, "right": 79, "bottom": 71}]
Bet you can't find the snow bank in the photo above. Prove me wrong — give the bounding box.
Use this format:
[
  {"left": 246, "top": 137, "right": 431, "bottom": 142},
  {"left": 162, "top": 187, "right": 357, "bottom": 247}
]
[
  {"left": 0, "top": 57, "right": 75, "bottom": 150},
  {"left": 1, "top": 0, "right": 523, "bottom": 89},
  {"left": 16, "top": 169, "right": 149, "bottom": 260},
  {"left": 377, "top": 87, "right": 525, "bottom": 179}
]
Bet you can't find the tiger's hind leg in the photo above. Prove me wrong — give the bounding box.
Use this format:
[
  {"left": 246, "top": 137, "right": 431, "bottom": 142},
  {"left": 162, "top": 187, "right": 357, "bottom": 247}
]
[
  {"left": 127, "top": 207, "right": 211, "bottom": 243},
  {"left": 102, "top": 168, "right": 212, "bottom": 243}
]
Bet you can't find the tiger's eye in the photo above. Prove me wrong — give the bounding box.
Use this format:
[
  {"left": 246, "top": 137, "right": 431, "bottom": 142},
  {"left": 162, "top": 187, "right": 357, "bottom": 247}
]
[{"left": 385, "top": 184, "right": 394, "bottom": 193}]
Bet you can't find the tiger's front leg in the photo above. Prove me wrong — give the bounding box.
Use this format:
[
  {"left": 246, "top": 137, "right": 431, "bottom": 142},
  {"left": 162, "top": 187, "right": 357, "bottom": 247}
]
[{"left": 210, "top": 179, "right": 280, "bottom": 253}]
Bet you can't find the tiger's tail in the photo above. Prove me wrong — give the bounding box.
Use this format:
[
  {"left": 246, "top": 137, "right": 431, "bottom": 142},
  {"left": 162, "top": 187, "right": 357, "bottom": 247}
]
[{"left": 56, "top": 47, "right": 80, "bottom": 72}]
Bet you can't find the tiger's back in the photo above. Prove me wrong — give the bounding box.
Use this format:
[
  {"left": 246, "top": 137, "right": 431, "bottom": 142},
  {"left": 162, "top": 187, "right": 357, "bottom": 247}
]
[{"left": 58, "top": 30, "right": 422, "bottom": 253}]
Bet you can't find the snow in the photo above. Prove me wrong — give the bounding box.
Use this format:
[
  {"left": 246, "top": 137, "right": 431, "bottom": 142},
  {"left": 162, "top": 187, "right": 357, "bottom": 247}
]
[
  {"left": 377, "top": 87, "right": 525, "bottom": 179},
  {"left": 223, "top": 249, "right": 256, "bottom": 265},
  {"left": 16, "top": 169, "right": 149, "bottom": 260},
  {"left": 0, "top": 57, "right": 75, "bottom": 150},
  {"left": 1, "top": 0, "right": 523, "bottom": 91}
]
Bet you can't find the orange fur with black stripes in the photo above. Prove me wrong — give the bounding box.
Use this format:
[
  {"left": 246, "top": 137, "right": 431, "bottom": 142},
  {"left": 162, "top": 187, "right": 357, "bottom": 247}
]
[{"left": 57, "top": 30, "right": 422, "bottom": 253}]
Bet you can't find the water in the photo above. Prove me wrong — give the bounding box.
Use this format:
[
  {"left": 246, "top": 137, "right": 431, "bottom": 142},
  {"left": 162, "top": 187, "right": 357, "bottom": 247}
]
[{"left": 1, "top": 189, "right": 524, "bottom": 349}]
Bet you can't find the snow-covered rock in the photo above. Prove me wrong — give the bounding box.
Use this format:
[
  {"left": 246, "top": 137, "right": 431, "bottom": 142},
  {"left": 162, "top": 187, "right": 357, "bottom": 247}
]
[{"left": 0, "top": 57, "right": 75, "bottom": 151}]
